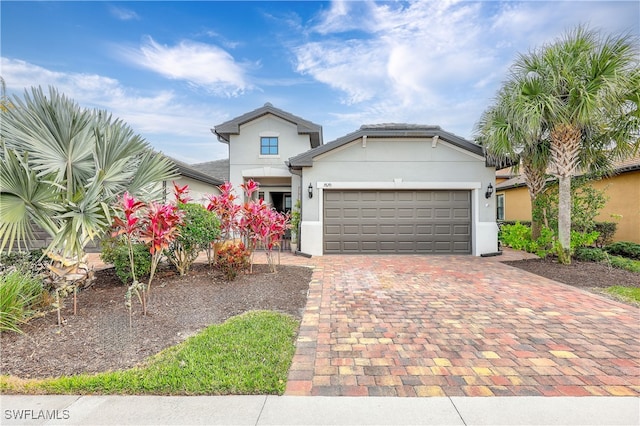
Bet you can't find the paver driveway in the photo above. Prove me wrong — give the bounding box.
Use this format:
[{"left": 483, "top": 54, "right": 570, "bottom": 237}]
[{"left": 279, "top": 253, "right": 640, "bottom": 397}]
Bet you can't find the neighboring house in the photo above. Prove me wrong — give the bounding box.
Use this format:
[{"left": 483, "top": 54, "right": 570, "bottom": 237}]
[
  {"left": 209, "top": 104, "right": 499, "bottom": 256},
  {"left": 495, "top": 155, "right": 640, "bottom": 243}
]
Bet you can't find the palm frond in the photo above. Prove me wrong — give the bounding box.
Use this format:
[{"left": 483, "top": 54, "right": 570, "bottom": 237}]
[{"left": 0, "top": 150, "right": 58, "bottom": 253}]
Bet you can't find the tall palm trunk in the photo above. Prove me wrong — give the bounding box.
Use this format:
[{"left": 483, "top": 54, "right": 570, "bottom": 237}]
[
  {"left": 550, "top": 124, "right": 581, "bottom": 264},
  {"left": 522, "top": 157, "right": 547, "bottom": 240}
]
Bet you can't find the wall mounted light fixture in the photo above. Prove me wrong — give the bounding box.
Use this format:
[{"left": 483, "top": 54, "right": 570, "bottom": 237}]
[
  {"left": 308, "top": 183, "right": 313, "bottom": 199},
  {"left": 485, "top": 183, "right": 494, "bottom": 199}
]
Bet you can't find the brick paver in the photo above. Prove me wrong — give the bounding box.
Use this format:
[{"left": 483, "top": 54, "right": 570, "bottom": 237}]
[{"left": 277, "top": 251, "right": 640, "bottom": 397}]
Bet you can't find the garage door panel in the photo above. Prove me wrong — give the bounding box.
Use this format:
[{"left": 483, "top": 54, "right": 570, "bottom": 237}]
[
  {"left": 435, "top": 225, "right": 452, "bottom": 235},
  {"left": 379, "top": 208, "right": 396, "bottom": 218},
  {"left": 343, "top": 224, "right": 360, "bottom": 235},
  {"left": 397, "top": 225, "right": 414, "bottom": 235},
  {"left": 453, "top": 224, "right": 471, "bottom": 235},
  {"left": 416, "top": 241, "right": 433, "bottom": 251},
  {"left": 342, "top": 192, "right": 361, "bottom": 202},
  {"left": 324, "top": 192, "right": 342, "bottom": 202},
  {"left": 379, "top": 224, "right": 396, "bottom": 235},
  {"left": 397, "top": 192, "right": 414, "bottom": 202},
  {"left": 343, "top": 241, "right": 360, "bottom": 251},
  {"left": 416, "top": 192, "right": 432, "bottom": 201},
  {"left": 361, "top": 224, "right": 378, "bottom": 234},
  {"left": 361, "top": 208, "right": 378, "bottom": 218},
  {"left": 453, "top": 192, "right": 470, "bottom": 202},
  {"left": 397, "top": 208, "right": 414, "bottom": 218},
  {"left": 416, "top": 208, "right": 433, "bottom": 219},
  {"left": 324, "top": 190, "right": 471, "bottom": 254},
  {"left": 435, "top": 208, "right": 453, "bottom": 219},
  {"left": 324, "top": 208, "right": 342, "bottom": 219},
  {"left": 379, "top": 192, "right": 396, "bottom": 202},
  {"left": 453, "top": 208, "right": 470, "bottom": 219},
  {"left": 416, "top": 224, "right": 434, "bottom": 235},
  {"left": 434, "top": 192, "right": 451, "bottom": 202},
  {"left": 453, "top": 241, "right": 471, "bottom": 252}
]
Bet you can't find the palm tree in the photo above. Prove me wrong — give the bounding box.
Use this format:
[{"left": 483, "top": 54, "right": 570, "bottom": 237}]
[
  {"left": 483, "top": 26, "right": 639, "bottom": 263},
  {"left": 476, "top": 83, "right": 550, "bottom": 240},
  {"left": 0, "top": 86, "right": 178, "bottom": 260}
]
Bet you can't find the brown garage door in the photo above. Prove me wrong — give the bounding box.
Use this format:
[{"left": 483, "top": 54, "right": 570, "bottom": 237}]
[{"left": 323, "top": 190, "right": 471, "bottom": 254}]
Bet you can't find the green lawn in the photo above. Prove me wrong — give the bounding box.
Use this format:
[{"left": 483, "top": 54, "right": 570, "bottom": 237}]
[
  {"left": 605, "top": 286, "right": 640, "bottom": 304},
  {"left": 0, "top": 310, "right": 298, "bottom": 395}
]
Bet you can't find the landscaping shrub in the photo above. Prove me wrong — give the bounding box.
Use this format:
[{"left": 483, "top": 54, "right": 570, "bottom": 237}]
[
  {"left": 0, "top": 249, "right": 49, "bottom": 277},
  {"left": 500, "top": 222, "right": 599, "bottom": 259},
  {"left": 101, "top": 238, "right": 151, "bottom": 285},
  {"left": 167, "top": 203, "right": 220, "bottom": 276},
  {"left": 574, "top": 247, "right": 608, "bottom": 262},
  {"left": 533, "top": 177, "right": 608, "bottom": 236},
  {"left": 0, "top": 270, "right": 45, "bottom": 333},
  {"left": 605, "top": 241, "right": 640, "bottom": 260},
  {"left": 498, "top": 220, "right": 532, "bottom": 228},
  {"left": 570, "top": 230, "right": 599, "bottom": 251},
  {"left": 216, "top": 242, "right": 250, "bottom": 281},
  {"left": 499, "top": 222, "right": 532, "bottom": 251},
  {"left": 594, "top": 222, "right": 617, "bottom": 248},
  {"left": 574, "top": 247, "right": 640, "bottom": 273},
  {"left": 608, "top": 256, "right": 640, "bottom": 273}
]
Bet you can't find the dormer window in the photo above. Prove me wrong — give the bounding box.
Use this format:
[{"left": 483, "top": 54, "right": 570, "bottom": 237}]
[{"left": 260, "top": 137, "right": 279, "bottom": 155}]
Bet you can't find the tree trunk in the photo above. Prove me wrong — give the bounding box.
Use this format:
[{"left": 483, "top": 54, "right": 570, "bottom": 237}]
[
  {"left": 557, "top": 175, "right": 572, "bottom": 264},
  {"left": 523, "top": 159, "right": 547, "bottom": 241},
  {"left": 550, "top": 124, "right": 581, "bottom": 265}
]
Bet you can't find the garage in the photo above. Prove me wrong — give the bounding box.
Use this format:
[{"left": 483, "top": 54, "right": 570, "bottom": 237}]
[
  {"left": 287, "top": 124, "right": 498, "bottom": 256},
  {"left": 324, "top": 190, "right": 471, "bottom": 254}
]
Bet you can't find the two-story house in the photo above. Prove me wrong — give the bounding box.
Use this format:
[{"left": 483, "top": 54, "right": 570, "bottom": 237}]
[
  {"left": 199, "top": 103, "right": 499, "bottom": 257},
  {"left": 211, "top": 103, "right": 322, "bottom": 213}
]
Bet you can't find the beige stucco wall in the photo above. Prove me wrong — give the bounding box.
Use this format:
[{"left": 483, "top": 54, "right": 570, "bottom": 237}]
[
  {"left": 593, "top": 171, "right": 639, "bottom": 244},
  {"left": 498, "top": 187, "right": 531, "bottom": 222},
  {"left": 499, "top": 171, "right": 640, "bottom": 243}
]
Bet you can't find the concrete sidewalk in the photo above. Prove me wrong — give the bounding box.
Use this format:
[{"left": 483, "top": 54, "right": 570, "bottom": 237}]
[{"left": 2, "top": 395, "right": 638, "bottom": 425}]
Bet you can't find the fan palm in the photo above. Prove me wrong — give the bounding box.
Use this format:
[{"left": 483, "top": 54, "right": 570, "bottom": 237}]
[
  {"left": 482, "top": 26, "right": 639, "bottom": 263},
  {"left": 476, "top": 82, "right": 550, "bottom": 239},
  {"left": 0, "top": 86, "right": 178, "bottom": 260}
]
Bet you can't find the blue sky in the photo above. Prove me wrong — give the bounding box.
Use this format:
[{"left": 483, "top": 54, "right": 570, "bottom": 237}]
[{"left": 2, "top": 1, "right": 638, "bottom": 164}]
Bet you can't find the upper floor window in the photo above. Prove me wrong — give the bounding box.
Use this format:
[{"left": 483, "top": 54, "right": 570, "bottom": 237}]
[{"left": 260, "top": 137, "right": 278, "bottom": 155}]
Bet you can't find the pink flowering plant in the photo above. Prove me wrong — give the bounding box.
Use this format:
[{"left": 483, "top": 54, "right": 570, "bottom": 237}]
[
  {"left": 206, "top": 182, "right": 241, "bottom": 240},
  {"left": 110, "top": 190, "right": 183, "bottom": 323},
  {"left": 206, "top": 180, "right": 289, "bottom": 274}
]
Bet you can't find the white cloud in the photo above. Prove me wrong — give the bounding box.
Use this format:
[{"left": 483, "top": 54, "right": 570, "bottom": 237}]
[
  {"left": 293, "top": 1, "right": 501, "bottom": 136},
  {"left": 109, "top": 5, "right": 140, "bottom": 21},
  {"left": 292, "top": 0, "right": 639, "bottom": 139},
  {"left": 117, "top": 37, "right": 251, "bottom": 96},
  {"left": 0, "top": 58, "right": 228, "bottom": 162}
]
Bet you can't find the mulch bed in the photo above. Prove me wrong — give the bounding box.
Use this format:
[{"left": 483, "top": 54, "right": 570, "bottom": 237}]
[
  {"left": 0, "top": 263, "right": 312, "bottom": 379},
  {"left": 503, "top": 257, "right": 640, "bottom": 289}
]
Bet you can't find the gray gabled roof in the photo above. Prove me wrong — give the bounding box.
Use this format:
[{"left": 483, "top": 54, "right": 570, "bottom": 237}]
[
  {"left": 288, "top": 124, "right": 488, "bottom": 168},
  {"left": 168, "top": 157, "right": 224, "bottom": 187},
  {"left": 191, "top": 159, "right": 230, "bottom": 182},
  {"left": 212, "top": 102, "right": 323, "bottom": 148}
]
